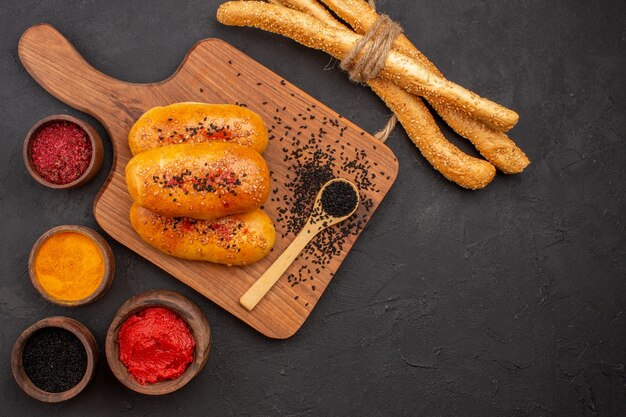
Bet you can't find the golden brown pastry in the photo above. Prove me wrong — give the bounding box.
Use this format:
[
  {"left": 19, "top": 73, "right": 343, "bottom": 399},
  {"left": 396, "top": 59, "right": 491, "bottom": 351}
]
[
  {"left": 125, "top": 142, "right": 270, "bottom": 220},
  {"left": 130, "top": 203, "right": 275, "bottom": 265},
  {"left": 128, "top": 102, "right": 268, "bottom": 155}
]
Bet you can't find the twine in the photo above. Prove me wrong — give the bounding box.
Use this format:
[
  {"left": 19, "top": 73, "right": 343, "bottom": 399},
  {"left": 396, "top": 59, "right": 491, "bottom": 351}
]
[
  {"left": 340, "top": 0, "right": 399, "bottom": 142},
  {"left": 339, "top": 14, "right": 402, "bottom": 84},
  {"left": 374, "top": 115, "right": 397, "bottom": 142}
]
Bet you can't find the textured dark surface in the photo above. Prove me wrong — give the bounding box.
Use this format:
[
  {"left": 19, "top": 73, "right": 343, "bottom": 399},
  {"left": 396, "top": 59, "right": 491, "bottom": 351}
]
[{"left": 1, "top": 0, "right": 624, "bottom": 416}]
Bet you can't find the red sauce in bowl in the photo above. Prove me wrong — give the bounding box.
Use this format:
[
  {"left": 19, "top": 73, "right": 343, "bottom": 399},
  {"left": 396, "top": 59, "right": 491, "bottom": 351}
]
[{"left": 118, "top": 306, "right": 195, "bottom": 385}]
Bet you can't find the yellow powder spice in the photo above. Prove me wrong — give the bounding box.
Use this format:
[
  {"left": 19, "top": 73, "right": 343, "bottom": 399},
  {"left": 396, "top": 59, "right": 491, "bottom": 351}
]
[{"left": 35, "top": 232, "right": 105, "bottom": 301}]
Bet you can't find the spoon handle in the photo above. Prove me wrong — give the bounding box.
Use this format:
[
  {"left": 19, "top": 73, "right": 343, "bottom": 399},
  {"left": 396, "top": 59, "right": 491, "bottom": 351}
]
[{"left": 240, "top": 225, "right": 316, "bottom": 311}]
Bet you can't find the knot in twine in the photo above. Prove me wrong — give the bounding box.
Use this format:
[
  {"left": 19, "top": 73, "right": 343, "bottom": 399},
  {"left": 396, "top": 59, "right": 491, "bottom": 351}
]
[
  {"left": 339, "top": 14, "right": 402, "bottom": 84},
  {"left": 340, "top": 6, "right": 402, "bottom": 142}
]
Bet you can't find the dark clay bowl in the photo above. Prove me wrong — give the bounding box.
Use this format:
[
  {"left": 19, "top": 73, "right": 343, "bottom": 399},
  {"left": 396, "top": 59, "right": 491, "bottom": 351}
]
[
  {"left": 23, "top": 114, "right": 103, "bottom": 189},
  {"left": 105, "top": 290, "right": 211, "bottom": 395},
  {"left": 28, "top": 225, "right": 115, "bottom": 307},
  {"left": 11, "top": 316, "right": 98, "bottom": 403}
]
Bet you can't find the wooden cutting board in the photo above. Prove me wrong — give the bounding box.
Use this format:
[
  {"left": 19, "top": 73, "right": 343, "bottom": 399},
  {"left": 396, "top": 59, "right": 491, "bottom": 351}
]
[{"left": 18, "top": 24, "right": 398, "bottom": 338}]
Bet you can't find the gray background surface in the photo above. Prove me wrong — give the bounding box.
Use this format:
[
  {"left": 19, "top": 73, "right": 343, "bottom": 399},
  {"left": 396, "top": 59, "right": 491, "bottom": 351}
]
[{"left": 1, "top": 0, "right": 625, "bottom": 416}]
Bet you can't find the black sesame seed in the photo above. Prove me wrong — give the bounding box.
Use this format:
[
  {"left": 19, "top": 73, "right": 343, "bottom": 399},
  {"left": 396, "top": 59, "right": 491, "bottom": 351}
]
[
  {"left": 272, "top": 119, "right": 379, "bottom": 284},
  {"left": 22, "top": 327, "right": 87, "bottom": 393}
]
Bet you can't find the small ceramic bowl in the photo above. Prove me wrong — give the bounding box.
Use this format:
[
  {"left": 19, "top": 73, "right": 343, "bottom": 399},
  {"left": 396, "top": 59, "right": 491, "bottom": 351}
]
[
  {"left": 11, "top": 316, "right": 98, "bottom": 403},
  {"left": 23, "top": 114, "right": 103, "bottom": 189},
  {"left": 105, "top": 290, "right": 211, "bottom": 395},
  {"left": 28, "top": 225, "right": 115, "bottom": 307}
]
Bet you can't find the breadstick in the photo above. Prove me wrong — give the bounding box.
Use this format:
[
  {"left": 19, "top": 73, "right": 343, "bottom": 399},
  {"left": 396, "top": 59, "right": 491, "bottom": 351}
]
[
  {"left": 320, "top": 0, "right": 529, "bottom": 173},
  {"left": 217, "top": 1, "right": 519, "bottom": 132},
  {"left": 268, "top": 0, "right": 344, "bottom": 27},
  {"left": 369, "top": 78, "right": 495, "bottom": 189},
  {"left": 270, "top": 0, "right": 496, "bottom": 189}
]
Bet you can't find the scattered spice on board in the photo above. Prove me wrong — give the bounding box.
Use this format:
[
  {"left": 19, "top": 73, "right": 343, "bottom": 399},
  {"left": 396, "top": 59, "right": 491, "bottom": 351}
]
[
  {"left": 320, "top": 181, "right": 358, "bottom": 217},
  {"left": 34, "top": 232, "right": 105, "bottom": 302},
  {"left": 30, "top": 121, "right": 92, "bottom": 184},
  {"left": 22, "top": 327, "right": 87, "bottom": 393},
  {"left": 118, "top": 307, "right": 195, "bottom": 385},
  {"left": 268, "top": 104, "right": 382, "bottom": 291}
]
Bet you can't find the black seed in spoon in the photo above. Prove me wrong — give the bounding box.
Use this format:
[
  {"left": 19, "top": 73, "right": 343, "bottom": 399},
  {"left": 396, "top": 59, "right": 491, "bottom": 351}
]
[{"left": 320, "top": 181, "right": 358, "bottom": 217}]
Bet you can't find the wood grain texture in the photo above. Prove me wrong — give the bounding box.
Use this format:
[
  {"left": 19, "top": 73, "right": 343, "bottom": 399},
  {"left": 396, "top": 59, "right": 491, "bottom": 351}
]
[{"left": 18, "top": 23, "right": 398, "bottom": 338}]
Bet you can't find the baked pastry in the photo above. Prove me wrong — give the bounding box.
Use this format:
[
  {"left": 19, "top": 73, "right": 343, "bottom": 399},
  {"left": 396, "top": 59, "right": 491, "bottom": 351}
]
[
  {"left": 130, "top": 203, "right": 275, "bottom": 265},
  {"left": 125, "top": 142, "right": 270, "bottom": 220},
  {"left": 128, "top": 102, "right": 268, "bottom": 155}
]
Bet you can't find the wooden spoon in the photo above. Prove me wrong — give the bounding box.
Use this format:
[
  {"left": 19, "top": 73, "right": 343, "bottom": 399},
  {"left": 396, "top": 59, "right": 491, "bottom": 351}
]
[{"left": 240, "top": 178, "right": 360, "bottom": 311}]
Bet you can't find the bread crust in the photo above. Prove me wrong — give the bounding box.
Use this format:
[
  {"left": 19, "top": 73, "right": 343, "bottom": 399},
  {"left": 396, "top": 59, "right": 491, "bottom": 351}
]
[
  {"left": 128, "top": 102, "right": 268, "bottom": 155},
  {"left": 130, "top": 204, "right": 275, "bottom": 265},
  {"left": 320, "top": 0, "right": 529, "bottom": 173},
  {"left": 216, "top": 1, "right": 519, "bottom": 132},
  {"left": 371, "top": 78, "right": 495, "bottom": 189},
  {"left": 125, "top": 142, "right": 270, "bottom": 220},
  {"left": 266, "top": 0, "right": 495, "bottom": 188}
]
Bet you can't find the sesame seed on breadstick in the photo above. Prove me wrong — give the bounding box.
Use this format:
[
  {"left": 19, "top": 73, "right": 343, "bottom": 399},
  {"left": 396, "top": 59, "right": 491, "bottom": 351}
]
[
  {"left": 369, "top": 77, "right": 496, "bottom": 189},
  {"left": 320, "top": 0, "right": 529, "bottom": 173},
  {"left": 217, "top": 1, "right": 519, "bottom": 132},
  {"left": 269, "top": 0, "right": 346, "bottom": 29},
  {"left": 268, "top": 0, "right": 496, "bottom": 189}
]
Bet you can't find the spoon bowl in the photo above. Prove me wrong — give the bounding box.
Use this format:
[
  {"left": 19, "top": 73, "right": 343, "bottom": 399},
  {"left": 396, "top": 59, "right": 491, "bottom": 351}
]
[{"left": 307, "top": 178, "right": 360, "bottom": 231}]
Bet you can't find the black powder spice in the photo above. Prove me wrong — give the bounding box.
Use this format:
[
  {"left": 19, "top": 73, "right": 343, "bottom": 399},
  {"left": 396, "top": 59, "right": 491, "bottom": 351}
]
[{"left": 22, "top": 327, "right": 87, "bottom": 393}]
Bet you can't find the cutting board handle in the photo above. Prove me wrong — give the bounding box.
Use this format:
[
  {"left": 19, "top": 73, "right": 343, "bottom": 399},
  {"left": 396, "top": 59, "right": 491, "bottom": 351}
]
[{"left": 18, "top": 24, "right": 142, "bottom": 120}]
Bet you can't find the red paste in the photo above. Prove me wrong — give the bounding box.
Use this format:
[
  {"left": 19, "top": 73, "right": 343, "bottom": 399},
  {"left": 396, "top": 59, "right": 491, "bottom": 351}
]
[
  {"left": 30, "top": 121, "right": 92, "bottom": 184},
  {"left": 118, "top": 306, "right": 195, "bottom": 385}
]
